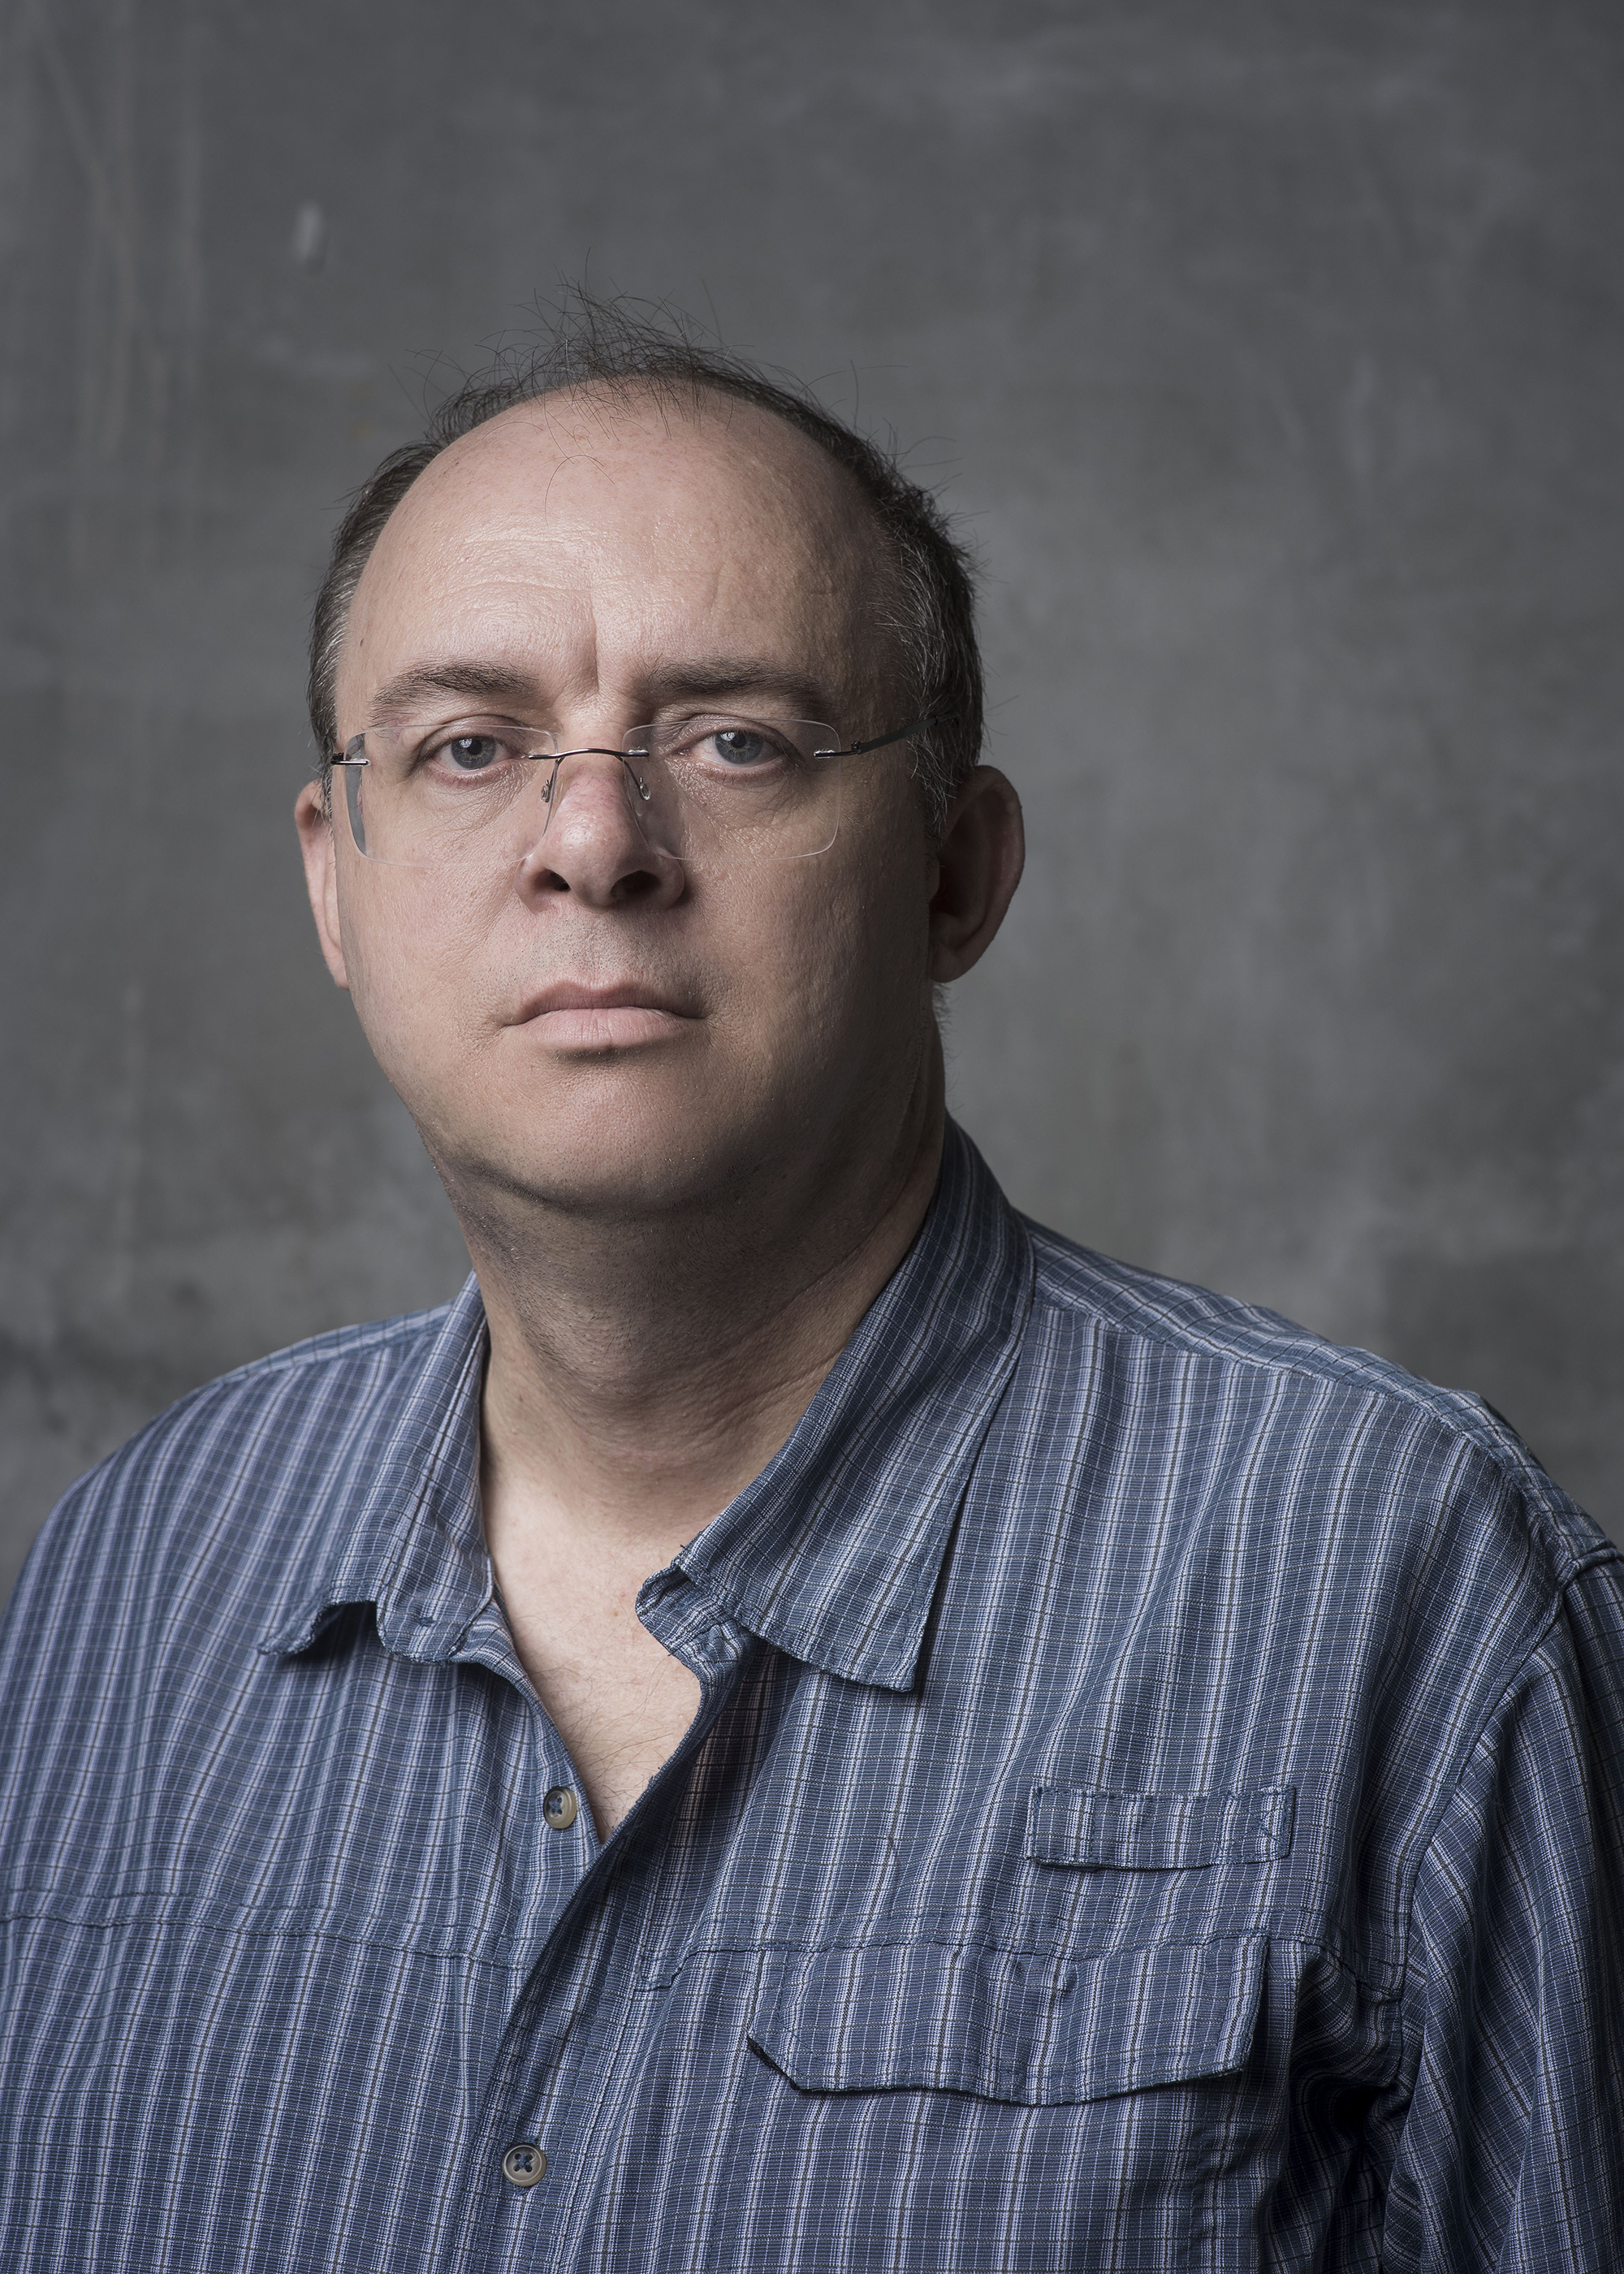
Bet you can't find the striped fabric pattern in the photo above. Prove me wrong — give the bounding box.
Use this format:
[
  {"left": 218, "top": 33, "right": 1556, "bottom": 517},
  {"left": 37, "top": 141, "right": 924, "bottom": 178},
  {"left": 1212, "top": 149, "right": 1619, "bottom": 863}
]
[{"left": 1, "top": 1123, "right": 1621, "bottom": 2271}]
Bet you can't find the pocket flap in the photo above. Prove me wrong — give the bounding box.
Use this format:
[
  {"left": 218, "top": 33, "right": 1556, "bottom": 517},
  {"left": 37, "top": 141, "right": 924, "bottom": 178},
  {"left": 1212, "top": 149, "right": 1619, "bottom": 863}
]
[
  {"left": 1026, "top": 1783, "right": 1295, "bottom": 1869},
  {"left": 748, "top": 1935, "right": 1264, "bottom": 2106}
]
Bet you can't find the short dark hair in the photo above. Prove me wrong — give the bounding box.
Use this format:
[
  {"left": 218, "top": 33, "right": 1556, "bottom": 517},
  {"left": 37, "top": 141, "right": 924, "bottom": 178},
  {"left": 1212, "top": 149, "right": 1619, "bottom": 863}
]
[{"left": 306, "top": 295, "right": 984, "bottom": 828}]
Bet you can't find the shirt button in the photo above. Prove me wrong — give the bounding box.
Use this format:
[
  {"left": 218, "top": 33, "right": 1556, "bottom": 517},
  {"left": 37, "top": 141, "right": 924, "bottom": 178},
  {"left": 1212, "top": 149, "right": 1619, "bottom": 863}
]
[
  {"left": 543, "top": 1786, "right": 579, "bottom": 1831},
  {"left": 501, "top": 2142, "right": 547, "bottom": 2189}
]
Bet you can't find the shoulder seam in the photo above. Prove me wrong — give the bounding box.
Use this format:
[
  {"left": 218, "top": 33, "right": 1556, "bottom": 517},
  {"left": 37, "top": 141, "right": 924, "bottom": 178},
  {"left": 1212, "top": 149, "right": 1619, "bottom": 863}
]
[
  {"left": 1022, "top": 1234, "right": 1592, "bottom": 1545},
  {"left": 35, "top": 1298, "right": 467, "bottom": 1516},
  {"left": 204, "top": 1302, "right": 459, "bottom": 1390}
]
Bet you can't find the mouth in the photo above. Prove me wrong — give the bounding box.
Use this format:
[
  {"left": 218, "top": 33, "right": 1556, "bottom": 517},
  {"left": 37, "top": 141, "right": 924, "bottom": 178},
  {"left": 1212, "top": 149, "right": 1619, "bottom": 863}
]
[{"left": 511, "top": 981, "right": 698, "bottom": 1049}]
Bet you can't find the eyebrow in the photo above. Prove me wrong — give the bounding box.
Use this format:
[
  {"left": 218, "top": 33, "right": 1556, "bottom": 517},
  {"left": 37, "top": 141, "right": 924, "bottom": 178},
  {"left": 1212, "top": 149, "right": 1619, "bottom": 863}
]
[
  {"left": 366, "top": 663, "right": 541, "bottom": 720},
  {"left": 638, "top": 659, "right": 836, "bottom": 720},
  {"left": 363, "top": 655, "right": 840, "bottom": 727}
]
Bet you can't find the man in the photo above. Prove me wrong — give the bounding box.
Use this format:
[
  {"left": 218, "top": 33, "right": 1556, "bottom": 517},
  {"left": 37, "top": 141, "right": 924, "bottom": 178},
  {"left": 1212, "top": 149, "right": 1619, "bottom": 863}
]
[{"left": 2, "top": 308, "right": 1621, "bottom": 2272}]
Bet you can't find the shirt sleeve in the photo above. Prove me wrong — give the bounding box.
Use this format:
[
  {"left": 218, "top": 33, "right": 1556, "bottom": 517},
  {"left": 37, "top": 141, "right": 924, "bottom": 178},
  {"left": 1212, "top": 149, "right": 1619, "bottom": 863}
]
[{"left": 1380, "top": 1554, "right": 1624, "bottom": 2272}]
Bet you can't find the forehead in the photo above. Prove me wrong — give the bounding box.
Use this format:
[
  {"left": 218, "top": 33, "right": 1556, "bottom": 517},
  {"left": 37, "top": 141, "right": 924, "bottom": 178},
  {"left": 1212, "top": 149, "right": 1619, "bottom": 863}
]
[{"left": 340, "top": 387, "right": 891, "bottom": 719}]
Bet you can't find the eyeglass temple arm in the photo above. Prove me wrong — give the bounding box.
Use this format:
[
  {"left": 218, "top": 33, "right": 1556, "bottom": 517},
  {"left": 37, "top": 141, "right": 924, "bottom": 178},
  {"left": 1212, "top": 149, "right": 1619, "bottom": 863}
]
[{"left": 840, "top": 712, "right": 952, "bottom": 759}]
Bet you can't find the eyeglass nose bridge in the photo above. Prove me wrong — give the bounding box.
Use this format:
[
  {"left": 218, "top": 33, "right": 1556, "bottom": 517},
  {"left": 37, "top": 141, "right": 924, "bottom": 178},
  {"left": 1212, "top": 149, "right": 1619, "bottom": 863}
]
[
  {"left": 535, "top": 742, "right": 657, "bottom": 838},
  {"left": 538, "top": 746, "right": 653, "bottom": 804}
]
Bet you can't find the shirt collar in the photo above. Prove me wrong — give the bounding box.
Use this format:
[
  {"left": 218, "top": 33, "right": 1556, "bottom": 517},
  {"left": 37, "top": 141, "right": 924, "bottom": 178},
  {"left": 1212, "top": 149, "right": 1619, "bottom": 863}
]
[
  {"left": 259, "top": 1122, "right": 1034, "bottom": 1693},
  {"left": 255, "top": 1273, "right": 493, "bottom": 1659},
  {"left": 653, "top": 1122, "right": 1033, "bottom": 1691}
]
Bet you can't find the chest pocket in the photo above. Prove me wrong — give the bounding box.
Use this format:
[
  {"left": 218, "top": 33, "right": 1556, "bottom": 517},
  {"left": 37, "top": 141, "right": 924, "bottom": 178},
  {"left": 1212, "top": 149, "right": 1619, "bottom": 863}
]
[{"left": 748, "top": 1932, "right": 1264, "bottom": 2107}]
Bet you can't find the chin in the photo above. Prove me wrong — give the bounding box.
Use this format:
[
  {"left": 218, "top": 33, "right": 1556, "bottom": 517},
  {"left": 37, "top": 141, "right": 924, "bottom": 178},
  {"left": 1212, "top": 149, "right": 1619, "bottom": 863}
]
[{"left": 432, "top": 1095, "right": 784, "bottom": 1229}]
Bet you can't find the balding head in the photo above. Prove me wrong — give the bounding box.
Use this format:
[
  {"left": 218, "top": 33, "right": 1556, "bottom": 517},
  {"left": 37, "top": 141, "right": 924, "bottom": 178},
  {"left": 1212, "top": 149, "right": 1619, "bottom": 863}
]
[
  {"left": 337, "top": 383, "right": 900, "bottom": 772},
  {"left": 308, "top": 303, "right": 983, "bottom": 831}
]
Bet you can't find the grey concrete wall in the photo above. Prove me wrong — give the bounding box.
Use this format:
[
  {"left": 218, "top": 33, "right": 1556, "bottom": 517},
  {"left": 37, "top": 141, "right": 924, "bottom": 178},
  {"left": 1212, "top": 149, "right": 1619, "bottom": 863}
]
[{"left": 3, "top": 0, "right": 1621, "bottom": 1602}]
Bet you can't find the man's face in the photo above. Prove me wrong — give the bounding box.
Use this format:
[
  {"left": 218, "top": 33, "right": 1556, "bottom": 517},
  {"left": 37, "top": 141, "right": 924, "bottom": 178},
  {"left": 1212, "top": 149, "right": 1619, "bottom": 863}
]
[{"left": 300, "top": 387, "right": 949, "bottom": 1228}]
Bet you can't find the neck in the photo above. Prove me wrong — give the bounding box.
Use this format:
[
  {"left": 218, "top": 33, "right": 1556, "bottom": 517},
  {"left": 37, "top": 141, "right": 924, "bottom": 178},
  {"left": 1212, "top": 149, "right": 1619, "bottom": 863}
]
[{"left": 444, "top": 1045, "right": 948, "bottom": 1567}]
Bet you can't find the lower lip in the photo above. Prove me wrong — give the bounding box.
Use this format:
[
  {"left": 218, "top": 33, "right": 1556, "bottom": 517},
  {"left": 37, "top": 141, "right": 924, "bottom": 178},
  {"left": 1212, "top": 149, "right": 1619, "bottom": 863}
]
[{"left": 524, "top": 1005, "right": 690, "bottom": 1048}]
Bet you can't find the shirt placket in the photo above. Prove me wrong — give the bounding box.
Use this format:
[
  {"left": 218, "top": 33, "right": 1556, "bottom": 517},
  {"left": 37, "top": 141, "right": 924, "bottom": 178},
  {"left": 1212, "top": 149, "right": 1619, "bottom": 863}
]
[{"left": 442, "top": 1582, "right": 755, "bottom": 2272}]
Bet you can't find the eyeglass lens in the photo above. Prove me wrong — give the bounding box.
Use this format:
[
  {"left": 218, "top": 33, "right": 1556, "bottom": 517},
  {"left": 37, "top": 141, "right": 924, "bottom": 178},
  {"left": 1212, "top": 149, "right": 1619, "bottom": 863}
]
[{"left": 341, "top": 715, "right": 847, "bottom": 873}]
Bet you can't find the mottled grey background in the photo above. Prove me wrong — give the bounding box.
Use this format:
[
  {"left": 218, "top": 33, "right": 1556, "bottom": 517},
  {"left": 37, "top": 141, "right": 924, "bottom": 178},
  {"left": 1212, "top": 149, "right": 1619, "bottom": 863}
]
[{"left": 3, "top": 0, "right": 1622, "bottom": 1602}]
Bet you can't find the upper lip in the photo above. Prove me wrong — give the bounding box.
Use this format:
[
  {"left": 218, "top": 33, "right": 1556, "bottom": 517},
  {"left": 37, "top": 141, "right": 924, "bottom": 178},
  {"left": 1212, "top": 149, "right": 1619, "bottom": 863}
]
[{"left": 514, "top": 980, "right": 694, "bottom": 1020}]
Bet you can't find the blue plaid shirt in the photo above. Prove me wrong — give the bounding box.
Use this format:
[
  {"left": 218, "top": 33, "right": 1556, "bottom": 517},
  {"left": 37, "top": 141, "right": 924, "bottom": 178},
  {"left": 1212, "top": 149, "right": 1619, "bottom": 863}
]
[{"left": 2, "top": 1126, "right": 1622, "bottom": 2272}]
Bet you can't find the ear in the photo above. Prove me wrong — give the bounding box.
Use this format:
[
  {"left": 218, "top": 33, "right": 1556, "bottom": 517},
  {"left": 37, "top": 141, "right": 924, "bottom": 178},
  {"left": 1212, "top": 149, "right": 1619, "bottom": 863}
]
[
  {"left": 295, "top": 779, "right": 352, "bottom": 992},
  {"left": 927, "top": 766, "right": 1025, "bottom": 983}
]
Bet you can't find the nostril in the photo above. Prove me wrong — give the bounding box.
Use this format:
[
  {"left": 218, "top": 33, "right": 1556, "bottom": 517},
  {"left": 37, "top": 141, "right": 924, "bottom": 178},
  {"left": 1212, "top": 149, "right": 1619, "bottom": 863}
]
[
  {"left": 520, "top": 848, "right": 673, "bottom": 901},
  {"left": 611, "top": 866, "right": 667, "bottom": 904}
]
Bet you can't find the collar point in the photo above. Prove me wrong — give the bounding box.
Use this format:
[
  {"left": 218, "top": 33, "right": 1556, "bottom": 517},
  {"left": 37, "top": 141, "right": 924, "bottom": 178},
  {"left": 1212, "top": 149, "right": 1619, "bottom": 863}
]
[{"left": 255, "top": 1615, "right": 322, "bottom": 1658}]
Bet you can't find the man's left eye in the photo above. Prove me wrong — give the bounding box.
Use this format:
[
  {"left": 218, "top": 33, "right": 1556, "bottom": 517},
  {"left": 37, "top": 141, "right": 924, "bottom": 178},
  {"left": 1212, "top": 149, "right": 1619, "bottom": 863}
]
[{"left": 706, "top": 727, "right": 774, "bottom": 767}]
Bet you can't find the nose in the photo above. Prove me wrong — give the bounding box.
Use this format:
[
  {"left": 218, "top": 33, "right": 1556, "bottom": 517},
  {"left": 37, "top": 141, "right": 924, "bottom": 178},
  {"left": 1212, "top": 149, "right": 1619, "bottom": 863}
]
[{"left": 516, "top": 750, "right": 684, "bottom": 908}]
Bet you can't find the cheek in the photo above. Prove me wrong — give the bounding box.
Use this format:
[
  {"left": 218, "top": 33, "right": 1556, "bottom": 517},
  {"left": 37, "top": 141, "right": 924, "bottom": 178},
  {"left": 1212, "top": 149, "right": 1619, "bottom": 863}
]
[
  {"left": 835, "top": 798, "right": 935, "bottom": 988},
  {"left": 336, "top": 867, "right": 493, "bottom": 1082},
  {"left": 723, "top": 826, "right": 931, "bottom": 1070}
]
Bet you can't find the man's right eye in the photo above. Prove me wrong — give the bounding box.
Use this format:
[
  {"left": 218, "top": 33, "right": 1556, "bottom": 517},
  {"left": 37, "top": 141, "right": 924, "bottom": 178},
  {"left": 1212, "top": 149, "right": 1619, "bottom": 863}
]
[{"left": 435, "top": 733, "right": 505, "bottom": 772}]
